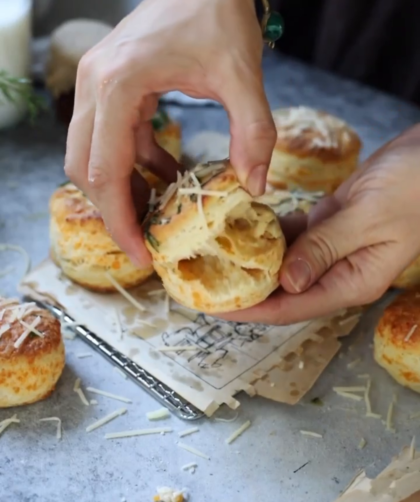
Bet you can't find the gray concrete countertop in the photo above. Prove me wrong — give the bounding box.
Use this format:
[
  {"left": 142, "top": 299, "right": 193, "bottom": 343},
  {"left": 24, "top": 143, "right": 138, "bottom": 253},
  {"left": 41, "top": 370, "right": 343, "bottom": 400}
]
[{"left": 1, "top": 53, "right": 420, "bottom": 502}]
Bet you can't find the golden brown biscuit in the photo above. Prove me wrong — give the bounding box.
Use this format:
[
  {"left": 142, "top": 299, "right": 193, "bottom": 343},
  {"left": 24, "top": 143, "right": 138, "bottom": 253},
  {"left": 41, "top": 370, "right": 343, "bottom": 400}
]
[
  {"left": 144, "top": 160, "right": 286, "bottom": 313},
  {"left": 0, "top": 298, "right": 65, "bottom": 408},
  {"left": 392, "top": 256, "right": 420, "bottom": 290},
  {"left": 136, "top": 118, "right": 182, "bottom": 195},
  {"left": 50, "top": 183, "right": 154, "bottom": 292},
  {"left": 374, "top": 289, "right": 420, "bottom": 393},
  {"left": 268, "top": 106, "right": 362, "bottom": 194}
]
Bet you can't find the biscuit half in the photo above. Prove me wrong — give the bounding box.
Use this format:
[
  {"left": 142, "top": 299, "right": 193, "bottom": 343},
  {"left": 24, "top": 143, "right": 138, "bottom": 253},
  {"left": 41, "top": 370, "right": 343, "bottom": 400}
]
[{"left": 144, "top": 160, "right": 286, "bottom": 313}]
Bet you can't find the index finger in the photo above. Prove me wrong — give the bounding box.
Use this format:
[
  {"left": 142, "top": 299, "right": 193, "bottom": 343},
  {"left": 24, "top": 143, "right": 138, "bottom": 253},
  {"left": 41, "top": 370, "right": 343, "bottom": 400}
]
[{"left": 87, "top": 87, "right": 151, "bottom": 268}]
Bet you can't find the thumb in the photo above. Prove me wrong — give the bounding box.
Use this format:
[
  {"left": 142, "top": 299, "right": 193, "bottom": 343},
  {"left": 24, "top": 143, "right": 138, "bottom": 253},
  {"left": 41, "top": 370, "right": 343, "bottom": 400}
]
[
  {"left": 280, "top": 202, "right": 376, "bottom": 294},
  {"left": 219, "top": 70, "right": 276, "bottom": 196}
]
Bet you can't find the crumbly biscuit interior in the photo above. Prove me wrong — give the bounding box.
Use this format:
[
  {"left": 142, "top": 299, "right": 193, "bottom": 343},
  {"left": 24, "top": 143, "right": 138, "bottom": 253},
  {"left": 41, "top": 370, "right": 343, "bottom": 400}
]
[{"left": 172, "top": 200, "right": 281, "bottom": 296}]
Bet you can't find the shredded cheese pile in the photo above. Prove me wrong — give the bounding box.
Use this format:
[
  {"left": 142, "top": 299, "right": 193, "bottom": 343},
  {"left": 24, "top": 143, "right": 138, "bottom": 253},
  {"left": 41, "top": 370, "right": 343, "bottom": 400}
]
[
  {"left": 0, "top": 299, "right": 45, "bottom": 347},
  {"left": 273, "top": 106, "right": 350, "bottom": 149},
  {"left": 153, "top": 161, "right": 228, "bottom": 222}
]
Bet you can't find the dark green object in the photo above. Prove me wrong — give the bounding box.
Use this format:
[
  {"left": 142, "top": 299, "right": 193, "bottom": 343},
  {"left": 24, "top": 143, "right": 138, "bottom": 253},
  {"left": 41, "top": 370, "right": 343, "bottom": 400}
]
[
  {"left": 0, "top": 70, "right": 47, "bottom": 123},
  {"left": 310, "top": 397, "right": 323, "bottom": 406},
  {"left": 145, "top": 231, "right": 160, "bottom": 251},
  {"left": 151, "top": 109, "right": 170, "bottom": 131},
  {"left": 263, "top": 11, "right": 284, "bottom": 44}
]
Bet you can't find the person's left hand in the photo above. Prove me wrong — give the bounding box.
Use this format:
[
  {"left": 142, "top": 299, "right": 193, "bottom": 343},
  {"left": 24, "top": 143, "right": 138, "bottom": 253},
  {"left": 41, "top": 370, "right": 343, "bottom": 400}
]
[{"left": 219, "top": 124, "right": 420, "bottom": 325}]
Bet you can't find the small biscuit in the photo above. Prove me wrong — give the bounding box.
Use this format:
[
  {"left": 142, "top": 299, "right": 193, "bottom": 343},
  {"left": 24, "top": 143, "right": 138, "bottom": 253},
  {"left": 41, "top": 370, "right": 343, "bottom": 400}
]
[
  {"left": 50, "top": 183, "right": 154, "bottom": 292},
  {"left": 144, "top": 160, "right": 285, "bottom": 313},
  {"left": 46, "top": 19, "right": 113, "bottom": 98},
  {"left": 374, "top": 289, "right": 420, "bottom": 393},
  {"left": 268, "top": 106, "right": 362, "bottom": 194},
  {"left": 392, "top": 256, "right": 420, "bottom": 290},
  {"left": 0, "top": 298, "right": 65, "bottom": 408}
]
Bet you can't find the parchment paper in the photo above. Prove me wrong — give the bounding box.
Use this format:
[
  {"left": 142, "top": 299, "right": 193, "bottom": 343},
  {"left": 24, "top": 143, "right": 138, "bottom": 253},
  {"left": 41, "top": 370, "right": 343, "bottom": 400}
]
[
  {"left": 20, "top": 259, "right": 360, "bottom": 416},
  {"left": 335, "top": 444, "right": 420, "bottom": 502}
]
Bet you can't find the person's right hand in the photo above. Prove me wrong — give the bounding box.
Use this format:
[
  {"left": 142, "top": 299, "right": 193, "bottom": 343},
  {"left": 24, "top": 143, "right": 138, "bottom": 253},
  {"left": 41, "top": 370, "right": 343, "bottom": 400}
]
[{"left": 64, "top": 0, "right": 276, "bottom": 268}]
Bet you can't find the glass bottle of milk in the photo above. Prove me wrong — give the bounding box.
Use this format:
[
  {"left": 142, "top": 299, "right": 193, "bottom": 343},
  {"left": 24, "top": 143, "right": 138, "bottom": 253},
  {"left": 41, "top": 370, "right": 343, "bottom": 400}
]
[{"left": 0, "top": 0, "right": 32, "bottom": 129}]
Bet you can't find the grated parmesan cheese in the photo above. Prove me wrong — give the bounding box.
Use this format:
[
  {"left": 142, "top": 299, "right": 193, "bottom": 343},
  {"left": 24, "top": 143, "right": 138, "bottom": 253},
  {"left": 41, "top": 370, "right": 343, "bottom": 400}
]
[
  {"left": 214, "top": 412, "right": 239, "bottom": 423},
  {"left": 358, "top": 438, "right": 367, "bottom": 450},
  {"left": 149, "top": 188, "right": 157, "bottom": 208},
  {"left": 364, "top": 378, "right": 372, "bottom": 416},
  {"left": 339, "top": 314, "right": 361, "bottom": 326},
  {"left": 178, "top": 427, "right": 199, "bottom": 438},
  {"left": 147, "top": 408, "right": 171, "bottom": 421},
  {"left": 181, "top": 462, "right": 197, "bottom": 472},
  {"left": 86, "top": 407, "right": 127, "bottom": 433},
  {"left": 0, "top": 323, "right": 10, "bottom": 338},
  {"left": 76, "top": 353, "right": 92, "bottom": 359},
  {"left": 333, "top": 386, "right": 366, "bottom": 393},
  {"left": 347, "top": 358, "right": 362, "bottom": 369},
  {"left": 226, "top": 420, "right": 251, "bottom": 445},
  {"left": 73, "top": 378, "right": 89, "bottom": 406},
  {"left": 14, "top": 316, "right": 41, "bottom": 348},
  {"left": 0, "top": 414, "right": 20, "bottom": 436},
  {"left": 73, "top": 378, "right": 81, "bottom": 392},
  {"left": 104, "top": 272, "right": 147, "bottom": 313},
  {"left": 105, "top": 427, "right": 172, "bottom": 440},
  {"left": 177, "top": 442, "right": 210, "bottom": 460},
  {"left": 335, "top": 391, "right": 363, "bottom": 402},
  {"left": 86, "top": 387, "right": 132, "bottom": 404},
  {"left": 39, "top": 417, "right": 62, "bottom": 440},
  {"left": 300, "top": 430, "right": 323, "bottom": 438},
  {"left": 405, "top": 324, "right": 418, "bottom": 342},
  {"left": 386, "top": 398, "right": 396, "bottom": 432},
  {"left": 366, "top": 412, "right": 382, "bottom": 419},
  {"left": 75, "top": 388, "right": 90, "bottom": 406},
  {"left": 410, "top": 436, "right": 416, "bottom": 460},
  {"left": 147, "top": 289, "right": 166, "bottom": 296}
]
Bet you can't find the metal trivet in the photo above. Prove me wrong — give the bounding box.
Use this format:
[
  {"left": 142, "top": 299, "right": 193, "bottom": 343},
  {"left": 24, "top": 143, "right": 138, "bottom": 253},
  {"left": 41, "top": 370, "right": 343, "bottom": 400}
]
[{"left": 37, "top": 300, "right": 205, "bottom": 421}]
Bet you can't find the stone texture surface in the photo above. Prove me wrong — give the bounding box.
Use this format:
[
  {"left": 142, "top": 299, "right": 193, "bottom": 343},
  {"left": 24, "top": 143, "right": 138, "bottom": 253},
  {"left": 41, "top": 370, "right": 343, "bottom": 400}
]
[{"left": 1, "top": 52, "right": 420, "bottom": 502}]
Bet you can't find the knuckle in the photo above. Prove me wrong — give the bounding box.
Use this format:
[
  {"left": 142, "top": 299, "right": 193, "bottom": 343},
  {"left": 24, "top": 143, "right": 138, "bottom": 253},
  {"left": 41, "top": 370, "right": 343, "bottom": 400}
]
[
  {"left": 63, "top": 158, "right": 79, "bottom": 183},
  {"left": 87, "top": 167, "right": 109, "bottom": 190},
  {"left": 305, "top": 230, "right": 338, "bottom": 273},
  {"left": 77, "top": 50, "right": 96, "bottom": 79},
  {"left": 247, "top": 119, "right": 277, "bottom": 146}
]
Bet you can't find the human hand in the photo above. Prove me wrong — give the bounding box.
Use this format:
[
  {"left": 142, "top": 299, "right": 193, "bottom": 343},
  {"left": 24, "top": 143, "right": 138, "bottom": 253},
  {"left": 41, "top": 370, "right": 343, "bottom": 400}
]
[
  {"left": 220, "top": 124, "right": 420, "bottom": 325},
  {"left": 64, "top": 0, "right": 276, "bottom": 267}
]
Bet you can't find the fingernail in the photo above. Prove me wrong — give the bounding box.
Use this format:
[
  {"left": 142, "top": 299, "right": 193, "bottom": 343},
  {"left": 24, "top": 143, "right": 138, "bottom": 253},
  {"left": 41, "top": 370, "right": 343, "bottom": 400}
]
[
  {"left": 247, "top": 165, "right": 267, "bottom": 197},
  {"left": 285, "top": 259, "right": 312, "bottom": 293}
]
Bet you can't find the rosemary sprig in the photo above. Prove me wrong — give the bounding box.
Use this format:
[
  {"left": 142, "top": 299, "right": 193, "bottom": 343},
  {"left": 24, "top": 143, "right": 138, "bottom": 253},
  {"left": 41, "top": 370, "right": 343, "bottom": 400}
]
[{"left": 0, "top": 70, "right": 46, "bottom": 122}]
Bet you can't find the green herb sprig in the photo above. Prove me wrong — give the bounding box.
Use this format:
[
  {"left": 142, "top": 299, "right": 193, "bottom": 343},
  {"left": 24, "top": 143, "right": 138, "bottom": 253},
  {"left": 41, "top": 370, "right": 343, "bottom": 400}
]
[{"left": 0, "top": 70, "right": 47, "bottom": 122}]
